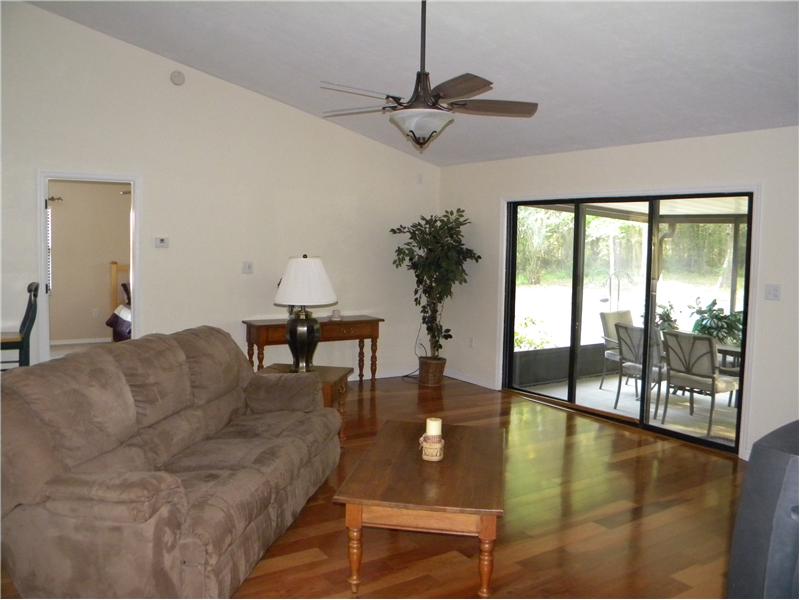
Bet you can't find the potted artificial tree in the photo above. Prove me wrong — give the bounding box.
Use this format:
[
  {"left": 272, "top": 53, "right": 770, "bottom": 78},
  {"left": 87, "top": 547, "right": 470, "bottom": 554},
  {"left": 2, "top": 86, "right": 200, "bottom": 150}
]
[{"left": 390, "top": 208, "right": 481, "bottom": 386}]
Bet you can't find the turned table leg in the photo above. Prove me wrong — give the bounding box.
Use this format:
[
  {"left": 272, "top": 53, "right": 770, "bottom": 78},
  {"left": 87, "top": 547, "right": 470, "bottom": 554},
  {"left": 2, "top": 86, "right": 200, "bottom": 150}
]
[
  {"left": 256, "top": 345, "right": 265, "bottom": 371},
  {"left": 247, "top": 343, "right": 254, "bottom": 368},
  {"left": 357, "top": 339, "right": 365, "bottom": 381},
  {"left": 345, "top": 504, "right": 363, "bottom": 595},
  {"left": 478, "top": 516, "right": 497, "bottom": 598},
  {"left": 370, "top": 337, "right": 378, "bottom": 384}
]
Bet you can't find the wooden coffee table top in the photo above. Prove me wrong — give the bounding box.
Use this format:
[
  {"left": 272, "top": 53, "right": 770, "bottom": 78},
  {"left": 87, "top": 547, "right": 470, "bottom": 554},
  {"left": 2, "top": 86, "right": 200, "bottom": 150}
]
[{"left": 333, "top": 420, "right": 505, "bottom": 516}]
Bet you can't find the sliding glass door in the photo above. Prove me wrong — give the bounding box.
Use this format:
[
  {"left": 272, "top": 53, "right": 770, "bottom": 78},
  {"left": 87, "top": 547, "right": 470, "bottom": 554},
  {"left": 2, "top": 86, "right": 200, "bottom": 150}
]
[
  {"left": 508, "top": 204, "right": 574, "bottom": 400},
  {"left": 641, "top": 196, "right": 750, "bottom": 446},
  {"left": 573, "top": 202, "right": 649, "bottom": 415},
  {"left": 506, "top": 194, "right": 752, "bottom": 451}
]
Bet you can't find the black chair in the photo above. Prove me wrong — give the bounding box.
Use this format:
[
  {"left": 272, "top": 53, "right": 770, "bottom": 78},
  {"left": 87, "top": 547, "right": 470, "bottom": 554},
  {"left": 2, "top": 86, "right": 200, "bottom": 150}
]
[{"left": 1, "top": 282, "right": 40, "bottom": 370}]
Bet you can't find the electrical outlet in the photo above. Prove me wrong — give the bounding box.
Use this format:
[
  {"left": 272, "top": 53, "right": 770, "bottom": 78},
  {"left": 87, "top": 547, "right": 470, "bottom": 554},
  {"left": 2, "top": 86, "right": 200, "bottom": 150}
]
[
  {"left": 241, "top": 261, "right": 254, "bottom": 275},
  {"left": 91, "top": 307, "right": 99, "bottom": 318}
]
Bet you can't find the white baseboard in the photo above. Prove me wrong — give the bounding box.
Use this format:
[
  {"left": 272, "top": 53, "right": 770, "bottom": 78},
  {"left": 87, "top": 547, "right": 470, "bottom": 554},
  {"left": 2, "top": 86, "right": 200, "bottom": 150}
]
[
  {"left": 340, "top": 368, "right": 496, "bottom": 390},
  {"left": 51, "top": 338, "right": 111, "bottom": 346},
  {"left": 441, "top": 369, "right": 499, "bottom": 390}
]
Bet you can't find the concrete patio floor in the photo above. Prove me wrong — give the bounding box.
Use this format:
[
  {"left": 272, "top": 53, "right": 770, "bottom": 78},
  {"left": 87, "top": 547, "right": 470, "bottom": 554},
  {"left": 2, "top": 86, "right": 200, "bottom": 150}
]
[{"left": 524, "top": 374, "right": 738, "bottom": 446}]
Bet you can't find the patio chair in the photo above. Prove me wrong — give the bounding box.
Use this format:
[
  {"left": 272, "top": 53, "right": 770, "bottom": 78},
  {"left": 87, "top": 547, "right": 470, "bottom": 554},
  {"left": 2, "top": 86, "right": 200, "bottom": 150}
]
[
  {"left": 614, "top": 323, "right": 665, "bottom": 413},
  {"left": 661, "top": 330, "right": 739, "bottom": 437},
  {"left": 599, "top": 310, "right": 633, "bottom": 390}
]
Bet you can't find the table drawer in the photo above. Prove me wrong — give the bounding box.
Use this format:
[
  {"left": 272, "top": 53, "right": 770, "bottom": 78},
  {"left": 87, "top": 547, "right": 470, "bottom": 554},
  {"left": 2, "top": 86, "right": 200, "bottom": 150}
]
[{"left": 321, "top": 322, "right": 375, "bottom": 339}]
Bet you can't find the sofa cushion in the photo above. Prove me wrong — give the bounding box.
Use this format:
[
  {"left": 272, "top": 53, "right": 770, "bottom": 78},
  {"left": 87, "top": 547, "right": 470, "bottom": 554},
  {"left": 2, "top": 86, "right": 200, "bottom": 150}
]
[
  {"left": 2, "top": 348, "right": 136, "bottom": 468},
  {"left": 199, "top": 388, "right": 246, "bottom": 438},
  {"left": 172, "top": 468, "right": 274, "bottom": 566},
  {"left": 164, "top": 435, "right": 310, "bottom": 492},
  {"left": 219, "top": 409, "right": 341, "bottom": 458},
  {"left": 136, "top": 408, "right": 207, "bottom": 468},
  {"left": 171, "top": 326, "right": 253, "bottom": 406},
  {"left": 73, "top": 443, "right": 153, "bottom": 474},
  {"left": 103, "top": 334, "right": 193, "bottom": 428},
  {"left": 1, "top": 386, "right": 66, "bottom": 516}
]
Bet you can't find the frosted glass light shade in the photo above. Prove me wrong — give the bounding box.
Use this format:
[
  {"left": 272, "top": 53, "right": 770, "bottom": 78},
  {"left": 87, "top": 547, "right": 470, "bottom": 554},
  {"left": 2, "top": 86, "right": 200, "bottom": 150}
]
[
  {"left": 389, "top": 108, "right": 454, "bottom": 149},
  {"left": 274, "top": 256, "right": 337, "bottom": 307}
]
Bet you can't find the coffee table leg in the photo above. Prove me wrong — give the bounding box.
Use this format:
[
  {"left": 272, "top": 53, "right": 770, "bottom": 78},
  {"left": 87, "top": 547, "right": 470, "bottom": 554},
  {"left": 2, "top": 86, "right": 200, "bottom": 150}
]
[
  {"left": 478, "top": 516, "right": 497, "bottom": 598},
  {"left": 346, "top": 504, "right": 363, "bottom": 595}
]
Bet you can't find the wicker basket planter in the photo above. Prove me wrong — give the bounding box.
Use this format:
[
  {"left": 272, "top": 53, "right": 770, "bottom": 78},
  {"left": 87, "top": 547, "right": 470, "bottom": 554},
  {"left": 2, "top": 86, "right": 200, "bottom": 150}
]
[{"left": 419, "top": 356, "right": 446, "bottom": 387}]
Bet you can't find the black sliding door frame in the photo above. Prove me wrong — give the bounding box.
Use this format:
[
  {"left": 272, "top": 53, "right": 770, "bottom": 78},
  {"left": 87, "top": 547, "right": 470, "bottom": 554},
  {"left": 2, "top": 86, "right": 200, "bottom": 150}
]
[{"left": 503, "top": 192, "right": 753, "bottom": 454}]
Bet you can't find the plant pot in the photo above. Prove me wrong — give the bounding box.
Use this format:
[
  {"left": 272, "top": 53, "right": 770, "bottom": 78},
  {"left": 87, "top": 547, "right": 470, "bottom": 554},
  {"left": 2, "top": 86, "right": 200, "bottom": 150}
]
[{"left": 419, "top": 356, "right": 446, "bottom": 387}]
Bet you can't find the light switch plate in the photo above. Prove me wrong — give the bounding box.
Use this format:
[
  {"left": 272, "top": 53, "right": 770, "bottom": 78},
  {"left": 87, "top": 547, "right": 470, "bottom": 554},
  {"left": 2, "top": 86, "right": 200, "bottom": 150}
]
[
  {"left": 242, "top": 261, "right": 254, "bottom": 275},
  {"left": 154, "top": 236, "right": 169, "bottom": 248},
  {"left": 765, "top": 283, "right": 781, "bottom": 301}
]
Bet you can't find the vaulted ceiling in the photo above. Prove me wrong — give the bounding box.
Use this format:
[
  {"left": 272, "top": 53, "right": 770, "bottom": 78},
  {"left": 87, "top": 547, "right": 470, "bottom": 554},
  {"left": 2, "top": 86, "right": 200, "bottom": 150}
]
[{"left": 37, "top": 1, "right": 799, "bottom": 166}]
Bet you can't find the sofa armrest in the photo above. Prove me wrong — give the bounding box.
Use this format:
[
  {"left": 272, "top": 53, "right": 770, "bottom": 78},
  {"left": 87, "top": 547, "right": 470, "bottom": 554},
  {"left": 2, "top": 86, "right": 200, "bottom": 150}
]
[
  {"left": 42, "top": 471, "right": 187, "bottom": 523},
  {"left": 244, "top": 371, "right": 324, "bottom": 413}
]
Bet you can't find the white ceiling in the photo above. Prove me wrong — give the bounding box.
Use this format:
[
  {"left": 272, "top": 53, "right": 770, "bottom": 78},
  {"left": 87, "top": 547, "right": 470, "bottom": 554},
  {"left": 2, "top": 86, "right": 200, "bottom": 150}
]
[{"left": 36, "top": 1, "right": 798, "bottom": 166}]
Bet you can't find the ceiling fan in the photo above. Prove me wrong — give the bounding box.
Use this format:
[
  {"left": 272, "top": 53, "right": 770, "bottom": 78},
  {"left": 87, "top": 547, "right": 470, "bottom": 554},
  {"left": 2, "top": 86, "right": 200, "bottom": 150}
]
[{"left": 322, "top": 0, "right": 539, "bottom": 151}]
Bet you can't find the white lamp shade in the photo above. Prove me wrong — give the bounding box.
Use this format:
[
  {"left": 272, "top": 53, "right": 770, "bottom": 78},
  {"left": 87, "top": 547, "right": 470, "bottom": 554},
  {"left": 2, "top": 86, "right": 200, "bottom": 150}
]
[
  {"left": 274, "top": 256, "right": 337, "bottom": 307},
  {"left": 389, "top": 108, "right": 454, "bottom": 148}
]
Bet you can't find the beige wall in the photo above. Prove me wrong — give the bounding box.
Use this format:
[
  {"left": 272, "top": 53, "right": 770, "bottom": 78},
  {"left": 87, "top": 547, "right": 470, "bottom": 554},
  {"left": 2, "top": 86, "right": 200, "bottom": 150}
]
[
  {"left": 439, "top": 127, "right": 799, "bottom": 458},
  {"left": 2, "top": 3, "right": 440, "bottom": 376},
  {"left": 47, "top": 180, "right": 131, "bottom": 341}
]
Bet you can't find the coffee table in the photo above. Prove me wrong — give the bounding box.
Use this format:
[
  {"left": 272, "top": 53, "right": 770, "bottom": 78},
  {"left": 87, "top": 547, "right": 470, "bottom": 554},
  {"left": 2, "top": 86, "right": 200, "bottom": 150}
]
[{"left": 333, "top": 420, "right": 505, "bottom": 598}]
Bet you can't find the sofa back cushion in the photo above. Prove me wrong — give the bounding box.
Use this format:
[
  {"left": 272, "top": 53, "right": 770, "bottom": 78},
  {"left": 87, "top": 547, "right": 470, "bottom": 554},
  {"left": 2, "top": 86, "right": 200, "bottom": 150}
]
[
  {"left": 1, "top": 348, "right": 136, "bottom": 469},
  {"left": 103, "top": 334, "right": 192, "bottom": 429},
  {"left": 171, "top": 326, "right": 250, "bottom": 435},
  {"left": 1, "top": 386, "right": 66, "bottom": 516}
]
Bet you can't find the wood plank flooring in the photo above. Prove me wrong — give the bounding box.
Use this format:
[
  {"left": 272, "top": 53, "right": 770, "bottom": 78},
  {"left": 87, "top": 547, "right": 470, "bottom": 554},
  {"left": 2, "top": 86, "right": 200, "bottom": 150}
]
[
  {"left": 1, "top": 376, "right": 743, "bottom": 598},
  {"left": 235, "top": 376, "right": 743, "bottom": 598}
]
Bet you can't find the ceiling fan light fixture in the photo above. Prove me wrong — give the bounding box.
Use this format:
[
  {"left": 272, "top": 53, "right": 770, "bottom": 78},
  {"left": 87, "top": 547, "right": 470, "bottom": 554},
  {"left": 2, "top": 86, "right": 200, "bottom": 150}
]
[{"left": 389, "top": 108, "right": 454, "bottom": 150}]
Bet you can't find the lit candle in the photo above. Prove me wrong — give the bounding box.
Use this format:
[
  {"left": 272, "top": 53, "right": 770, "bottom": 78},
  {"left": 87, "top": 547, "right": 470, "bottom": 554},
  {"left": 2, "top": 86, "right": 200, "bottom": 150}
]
[{"left": 426, "top": 417, "right": 442, "bottom": 436}]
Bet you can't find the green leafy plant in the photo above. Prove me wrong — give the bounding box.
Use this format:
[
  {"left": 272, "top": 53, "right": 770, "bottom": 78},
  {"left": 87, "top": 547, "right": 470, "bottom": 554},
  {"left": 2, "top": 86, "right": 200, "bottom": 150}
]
[
  {"left": 689, "top": 298, "right": 743, "bottom": 344},
  {"left": 514, "top": 316, "right": 548, "bottom": 351},
  {"left": 655, "top": 302, "right": 679, "bottom": 332},
  {"left": 391, "top": 209, "right": 481, "bottom": 358}
]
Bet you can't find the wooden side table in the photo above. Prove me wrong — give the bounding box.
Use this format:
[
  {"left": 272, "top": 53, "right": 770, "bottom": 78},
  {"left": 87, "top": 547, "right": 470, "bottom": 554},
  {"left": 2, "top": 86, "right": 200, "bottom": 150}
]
[
  {"left": 262, "top": 363, "right": 352, "bottom": 440},
  {"left": 242, "top": 316, "right": 383, "bottom": 382}
]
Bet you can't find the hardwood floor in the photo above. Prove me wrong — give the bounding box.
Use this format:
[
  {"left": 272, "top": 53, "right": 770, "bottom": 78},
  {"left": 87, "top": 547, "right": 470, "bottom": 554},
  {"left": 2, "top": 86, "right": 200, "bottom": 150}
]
[
  {"left": 1, "top": 376, "right": 743, "bottom": 598},
  {"left": 235, "top": 376, "right": 743, "bottom": 598}
]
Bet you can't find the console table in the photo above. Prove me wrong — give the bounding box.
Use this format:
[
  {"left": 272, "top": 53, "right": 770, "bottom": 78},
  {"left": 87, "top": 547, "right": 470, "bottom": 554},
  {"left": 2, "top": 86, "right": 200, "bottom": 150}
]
[{"left": 242, "top": 315, "right": 384, "bottom": 382}]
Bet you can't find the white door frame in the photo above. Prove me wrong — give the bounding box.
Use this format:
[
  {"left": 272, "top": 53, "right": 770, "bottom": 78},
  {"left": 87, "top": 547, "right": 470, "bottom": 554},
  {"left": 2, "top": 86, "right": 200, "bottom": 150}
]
[{"left": 36, "top": 170, "right": 143, "bottom": 363}]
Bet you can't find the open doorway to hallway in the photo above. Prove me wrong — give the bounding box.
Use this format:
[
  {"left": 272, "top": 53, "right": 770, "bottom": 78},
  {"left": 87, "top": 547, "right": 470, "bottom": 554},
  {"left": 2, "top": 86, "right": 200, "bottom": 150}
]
[{"left": 47, "top": 179, "right": 132, "bottom": 358}]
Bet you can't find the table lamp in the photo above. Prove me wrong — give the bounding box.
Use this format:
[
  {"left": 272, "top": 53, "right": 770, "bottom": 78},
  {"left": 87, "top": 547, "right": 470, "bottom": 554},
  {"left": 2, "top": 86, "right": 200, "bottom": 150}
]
[{"left": 274, "top": 254, "right": 337, "bottom": 372}]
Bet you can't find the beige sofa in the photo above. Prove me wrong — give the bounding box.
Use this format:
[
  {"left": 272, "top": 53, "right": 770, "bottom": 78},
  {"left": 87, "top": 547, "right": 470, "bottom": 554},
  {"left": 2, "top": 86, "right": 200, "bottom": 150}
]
[{"left": 1, "top": 326, "right": 341, "bottom": 598}]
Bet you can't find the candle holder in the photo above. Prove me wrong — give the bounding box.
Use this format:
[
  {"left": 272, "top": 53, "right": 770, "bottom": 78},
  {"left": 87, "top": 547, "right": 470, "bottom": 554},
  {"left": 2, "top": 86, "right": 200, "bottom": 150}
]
[{"left": 419, "top": 434, "right": 445, "bottom": 462}]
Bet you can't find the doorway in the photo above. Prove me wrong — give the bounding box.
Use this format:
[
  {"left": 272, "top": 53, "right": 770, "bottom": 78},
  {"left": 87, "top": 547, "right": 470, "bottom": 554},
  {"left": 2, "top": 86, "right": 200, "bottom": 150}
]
[
  {"left": 505, "top": 193, "right": 752, "bottom": 452},
  {"left": 37, "top": 173, "right": 139, "bottom": 362}
]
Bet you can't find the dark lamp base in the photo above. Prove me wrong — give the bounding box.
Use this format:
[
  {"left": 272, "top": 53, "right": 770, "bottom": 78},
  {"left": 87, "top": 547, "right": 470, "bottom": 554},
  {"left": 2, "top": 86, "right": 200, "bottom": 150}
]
[{"left": 286, "top": 308, "right": 321, "bottom": 372}]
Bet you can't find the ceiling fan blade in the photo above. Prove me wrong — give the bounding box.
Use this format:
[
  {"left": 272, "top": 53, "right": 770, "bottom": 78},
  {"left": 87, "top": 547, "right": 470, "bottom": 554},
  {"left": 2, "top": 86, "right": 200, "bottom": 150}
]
[
  {"left": 431, "top": 73, "right": 493, "bottom": 100},
  {"left": 323, "top": 105, "right": 390, "bottom": 115},
  {"left": 322, "top": 106, "right": 391, "bottom": 118},
  {"left": 321, "top": 86, "right": 389, "bottom": 101},
  {"left": 321, "top": 81, "right": 402, "bottom": 103},
  {"left": 449, "top": 99, "right": 539, "bottom": 117}
]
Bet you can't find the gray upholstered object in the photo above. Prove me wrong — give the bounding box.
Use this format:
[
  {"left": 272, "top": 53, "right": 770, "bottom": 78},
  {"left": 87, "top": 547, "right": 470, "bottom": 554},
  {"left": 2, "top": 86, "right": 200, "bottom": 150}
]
[
  {"left": 1, "top": 326, "right": 341, "bottom": 598},
  {"left": 728, "top": 421, "right": 798, "bottom": 599}
]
